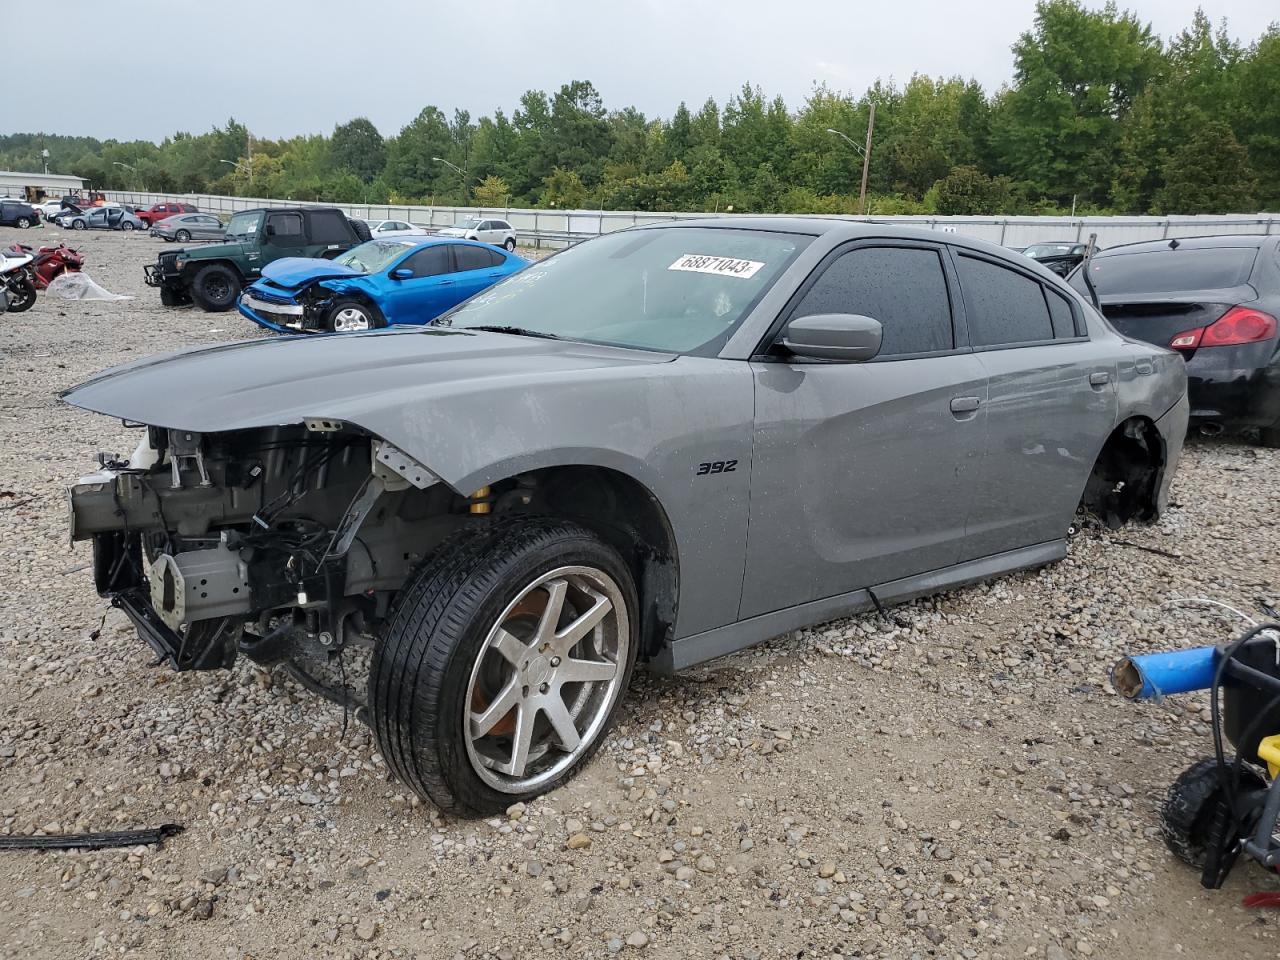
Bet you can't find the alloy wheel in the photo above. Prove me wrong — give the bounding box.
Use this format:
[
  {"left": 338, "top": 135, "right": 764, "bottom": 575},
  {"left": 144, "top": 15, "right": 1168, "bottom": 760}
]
[
  {"left": 464, "top": 565, "right": 629, "bottom": 793},
  {"left": 332, "top": 307, "right": 371, "bottom": 331}
]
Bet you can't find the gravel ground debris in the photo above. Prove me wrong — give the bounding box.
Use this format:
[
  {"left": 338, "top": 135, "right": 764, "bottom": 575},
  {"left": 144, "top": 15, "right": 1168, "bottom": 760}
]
[{"left": 1, "top": 226, "right": 1278, "bottom": 959}]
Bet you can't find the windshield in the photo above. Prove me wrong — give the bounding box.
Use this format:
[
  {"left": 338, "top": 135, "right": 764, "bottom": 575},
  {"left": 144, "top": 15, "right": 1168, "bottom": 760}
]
[
  {"left": 1024, "top": 243, "right": 1079, "bottom": 259},
  {"left": 336, "top": 239, "right": 416, "bottom": 274},
  {"left": 437, "top": 227, "right": 810, "bottom": 355},
  {"left": 1070, "top": 247, "right": 1258, "bottom": 297},
  {"left": 224, "top": 210, "right": 262, "bottom": 242},
  {"left": 455, "top": 217, "right": 483, "bottom": 229}
]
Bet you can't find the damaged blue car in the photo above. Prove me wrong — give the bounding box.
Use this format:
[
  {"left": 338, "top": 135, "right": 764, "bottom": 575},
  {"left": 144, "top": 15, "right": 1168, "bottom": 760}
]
[{"left": 237, "top": 237, "right": 526, "bottom": 333}]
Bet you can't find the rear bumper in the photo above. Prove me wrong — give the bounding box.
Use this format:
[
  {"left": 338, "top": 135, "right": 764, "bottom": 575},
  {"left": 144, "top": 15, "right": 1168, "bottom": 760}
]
[
  {"left": 1184, "top": 343, "right": 1280, "bottom": 429},
  {"left": 1153, "top": 392, "right": 1189, "bottom": 516}
]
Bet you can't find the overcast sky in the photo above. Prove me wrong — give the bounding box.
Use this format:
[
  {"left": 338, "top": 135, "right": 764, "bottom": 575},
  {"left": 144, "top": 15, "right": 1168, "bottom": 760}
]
[{"left": 18, "top": 0, "right": 1277, "bottom": 142}]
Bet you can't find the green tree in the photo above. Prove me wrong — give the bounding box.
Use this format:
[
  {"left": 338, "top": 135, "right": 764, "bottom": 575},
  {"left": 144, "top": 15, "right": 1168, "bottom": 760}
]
[
  {"left": 540, "top": 167, "right": 589, "bottom": 208},
  {"left": 1153, "top": 120, "right": 1257, "bottom": 213},
  {"left": 330, "top": 117, "right": 386, "bottom": 182},
  {"left": 991, "top": 0, "right": 1165, "bottom": 206},
  {"left": 473, "top": 174, "right": 512, "bottom": 207},
  {"left": 930, "top": 165, "right": 1014, "bottom": 214}
]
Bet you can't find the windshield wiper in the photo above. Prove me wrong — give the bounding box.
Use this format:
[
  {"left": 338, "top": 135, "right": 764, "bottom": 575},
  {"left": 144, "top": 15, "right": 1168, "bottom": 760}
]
[{"left": 465, "top": 325, "right": 563, "bottom": 340}]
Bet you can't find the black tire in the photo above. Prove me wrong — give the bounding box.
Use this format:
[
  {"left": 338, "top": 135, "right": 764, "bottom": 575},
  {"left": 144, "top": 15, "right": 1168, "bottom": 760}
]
[
  {"left": 324, "top": 297, "right": 383, "bottom": 332},
  {"left": 348, "top": 217, "right": 372, "bottom": 242},
  {"left": 159, "top": 285, "right": 181, "bottom": 307},
  {"left": 189, "top": 264, "right": 241, "bottom": 312},
  {"left": 503, "top": 237, "right": 516, "bottom": 252},
  {"left": 121, "top": 221, "right": 135, "bottom": 232},
  {"left": 72, "top": 219, "right": 86, "bottom": 230},
  {"left": 1162, "top": 758, "right": 1265, "bottom": 867},
  {"left": 15, "top": 217, "right": 30, "bottom": 229},
  {"left": 5, "top": 276, "right": 37, "bottom": 312},
  {"left": 174, "top": 229, "right": 191, "bottom": 242},
  {"left": 370, "top": 518, "right": 639, "bottom": 815},
  {"left": 1259, "top": 426, "right": 1280, "bottom": 449}
]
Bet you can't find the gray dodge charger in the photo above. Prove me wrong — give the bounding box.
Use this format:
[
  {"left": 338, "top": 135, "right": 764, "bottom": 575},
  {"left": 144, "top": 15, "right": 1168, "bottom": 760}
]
[{"left": 63, "top": 218, "right": 1188, "bottom": 814}]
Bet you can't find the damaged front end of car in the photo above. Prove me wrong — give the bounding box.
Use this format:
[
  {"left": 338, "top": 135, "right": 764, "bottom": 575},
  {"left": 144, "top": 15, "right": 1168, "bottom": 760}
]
[{"left": 69, "top": 420, "right": 472, "bottom": 693}]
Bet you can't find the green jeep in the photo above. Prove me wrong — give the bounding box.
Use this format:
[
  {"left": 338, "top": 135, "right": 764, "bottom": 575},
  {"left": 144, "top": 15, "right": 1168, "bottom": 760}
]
[{"left": 144, "top": 207, "right": 371, "bottom": 311}]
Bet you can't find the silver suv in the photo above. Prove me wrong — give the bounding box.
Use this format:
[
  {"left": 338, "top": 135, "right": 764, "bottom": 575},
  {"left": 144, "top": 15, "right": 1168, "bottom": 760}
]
[{"left": 438, "top": 217, "right": 517, "bottom": 250}]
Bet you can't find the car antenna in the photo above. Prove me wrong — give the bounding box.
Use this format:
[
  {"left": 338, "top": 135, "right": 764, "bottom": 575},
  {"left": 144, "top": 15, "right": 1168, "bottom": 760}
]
[{"left": 1078, "top": 232, "right": 1102, "bottom": 312}]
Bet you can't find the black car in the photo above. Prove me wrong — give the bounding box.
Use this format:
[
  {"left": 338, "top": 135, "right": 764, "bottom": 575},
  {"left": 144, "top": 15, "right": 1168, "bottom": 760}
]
[
  {"left": 1071, "top": 235, "right": 1280, "bottom": 445},
  {"left": 0, "top": 200, "right": 40, "bottom": 229},
  {"left": 1023, "top": 241, "right": 1098, "bottom": 277}
]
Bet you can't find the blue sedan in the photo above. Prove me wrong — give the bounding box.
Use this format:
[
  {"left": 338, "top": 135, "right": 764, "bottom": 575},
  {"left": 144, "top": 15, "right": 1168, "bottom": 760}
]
[{"left": 237, "top": 237, "right": 527, "bottom": 333}]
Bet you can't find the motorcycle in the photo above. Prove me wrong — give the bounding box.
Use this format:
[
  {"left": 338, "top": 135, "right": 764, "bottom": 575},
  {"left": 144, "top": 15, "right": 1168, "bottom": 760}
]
[
  {"left": 0, "top": 249, "right": 38, "bottom": 312},
  {"left": 5, "top": 242, "right": 84, "bottom": 289}
]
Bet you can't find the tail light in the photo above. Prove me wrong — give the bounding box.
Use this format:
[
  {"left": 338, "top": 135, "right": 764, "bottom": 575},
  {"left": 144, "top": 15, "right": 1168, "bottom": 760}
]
[{"left": 1169, "top": 306, "right": 1277, "bottom": 351}]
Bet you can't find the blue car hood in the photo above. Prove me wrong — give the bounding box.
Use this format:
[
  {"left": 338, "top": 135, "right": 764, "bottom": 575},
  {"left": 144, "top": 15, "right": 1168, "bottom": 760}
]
[{"left": 260, "top": 257, "right": 364, "bottom": 290}]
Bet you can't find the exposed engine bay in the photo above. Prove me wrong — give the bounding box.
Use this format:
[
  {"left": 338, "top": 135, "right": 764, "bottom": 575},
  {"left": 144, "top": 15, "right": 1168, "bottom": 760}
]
[{"left": 69, "top": 421, "right": 509, "bottom": 695}]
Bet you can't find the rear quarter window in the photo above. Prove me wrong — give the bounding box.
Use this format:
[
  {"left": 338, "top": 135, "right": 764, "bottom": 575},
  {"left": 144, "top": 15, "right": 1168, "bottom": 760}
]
[{"left": 955, "top": 254, "right": 1054, "bottom": 346}]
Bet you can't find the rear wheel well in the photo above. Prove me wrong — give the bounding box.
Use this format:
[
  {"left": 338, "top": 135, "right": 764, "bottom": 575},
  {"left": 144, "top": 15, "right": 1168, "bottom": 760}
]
[
  {"left": 1080, "top": 416, "right": 1165, "bottom": 528},
  {"left": 505, "top": 466, "right": 678, "bottom": 662}
]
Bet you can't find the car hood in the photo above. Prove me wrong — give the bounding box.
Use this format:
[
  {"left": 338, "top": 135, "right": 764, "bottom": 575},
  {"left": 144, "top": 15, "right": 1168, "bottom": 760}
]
[
  {"left": 259, "top": 257, "right": 364, "bottom": 290},
  {"left": 61, "top": 328, "right": 676, "bottom": 436},
  {"left": 436, "top": 228, "right": 467, "bottom": 236}
]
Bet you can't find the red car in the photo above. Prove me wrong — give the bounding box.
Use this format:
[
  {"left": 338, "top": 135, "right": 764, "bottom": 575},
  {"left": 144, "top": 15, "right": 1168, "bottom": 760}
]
[{"left": 137, "top": 201, "right": 199, "bottom": 226}]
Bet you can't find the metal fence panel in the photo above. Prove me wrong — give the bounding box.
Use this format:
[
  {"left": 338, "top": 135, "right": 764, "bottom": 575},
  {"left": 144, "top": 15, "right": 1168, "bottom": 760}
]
[{"left": 102, "top": 191, "right": 1277, "bottom": 248}]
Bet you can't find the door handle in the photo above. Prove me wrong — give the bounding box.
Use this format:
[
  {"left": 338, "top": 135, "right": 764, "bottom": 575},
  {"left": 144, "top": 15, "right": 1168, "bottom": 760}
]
[
  {"left": 1135, "top": 362, "right": 1154, "bottom": 376},
  {"left": 950, "top": 396, "right": 981, "bottom": 415},
  {"left": 1089, "top": 371, "right": 1111, "bottom": 387},
  {"left": 438, "top": 279, "right": 454, "bottom": 286}
]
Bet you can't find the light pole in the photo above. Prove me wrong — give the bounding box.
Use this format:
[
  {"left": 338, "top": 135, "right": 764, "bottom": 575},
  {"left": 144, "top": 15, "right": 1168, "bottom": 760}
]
[
  {"left": 220, "top": 157, "right": 253, "bottom": 186},
  {"left": 112, "top": 161, "right": 137, "bottom": 193},
  {"left": 433, "top": 156, "right": 467, "bottom": 203},
  {"left": 826, "top": 103, "right": 876, "bottom": 215}
]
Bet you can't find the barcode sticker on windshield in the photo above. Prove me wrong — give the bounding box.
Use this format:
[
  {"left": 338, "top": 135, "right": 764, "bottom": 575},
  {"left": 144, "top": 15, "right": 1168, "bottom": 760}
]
[{"left": 668, "top": 254, "right": 764, "bottom": 279}]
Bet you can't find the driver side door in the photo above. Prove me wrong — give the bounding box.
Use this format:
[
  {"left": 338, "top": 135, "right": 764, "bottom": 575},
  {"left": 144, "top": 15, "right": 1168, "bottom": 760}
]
[
  {"left": 740, "top": 240, "right": 988, "bottom": 618},
  {"left": 381, "top": 244, "right": 456, "bottom": 323}
]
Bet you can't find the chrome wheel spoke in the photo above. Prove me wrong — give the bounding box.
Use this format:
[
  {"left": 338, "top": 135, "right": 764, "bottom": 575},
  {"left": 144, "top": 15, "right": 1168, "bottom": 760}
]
[
  {"left": 543, "top": 696, "right": 582, "bottom": 752},
  {"left": 505, "top": 702, "right": 536, "bottom": 777},
  {"left": 557, "top": 657, "right": 618, "bottom": 684},
  {"left": 470, "top": 678, "right": 519, "bottom": 738},
  {"left": 490, "top": 627, "right": 527, "bottom": 666},
  {"left": 534, "top": 578, "right": 568, "bottom": 645},
  {"left": 552, "top": 590, "right": 612, "bottom": 656}
]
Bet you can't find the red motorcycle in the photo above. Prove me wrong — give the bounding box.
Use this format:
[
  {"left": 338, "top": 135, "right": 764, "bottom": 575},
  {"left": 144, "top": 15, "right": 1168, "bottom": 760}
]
[{"left": 4, "top": 242, "right": 84, "bottom": 290}]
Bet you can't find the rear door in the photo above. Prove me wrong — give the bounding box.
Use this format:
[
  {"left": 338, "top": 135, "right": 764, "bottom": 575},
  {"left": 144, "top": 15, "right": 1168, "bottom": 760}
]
[
  {"left": 954, "top": 250, "right": 1118, "bottom": 559},
  {"left": 451, "top": 244, "right": 507, "bottom": 301},
  {"left": 259, "top": 211, "right": 306, "bottom": 272},
  {"left": 740, "top": 239, "right": 988, "bottom": 618}
]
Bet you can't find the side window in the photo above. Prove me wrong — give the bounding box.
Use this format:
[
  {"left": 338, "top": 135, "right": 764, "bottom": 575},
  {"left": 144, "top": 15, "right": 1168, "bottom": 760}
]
[
  {"left": 308, "top": 210, "right": 350, "bottom": 244},
  {"left": 477, "top": 221, "right": 493, "bottom": 231},
  {"left": 791, "top": 246, "right": 954, "bottom": 357},
  {"left": 495, "top": 221, "right": 511, "bottom": 231},
  {"left": 267, "top": 212, "right": 305, "bottom": 245},
  {"left": 955, "top": 255, "right": 1054, "bottom": 347},
  {"left": 1045, "top": 287, "right": 1080, "bottom": 339},
  {"left": 454, "top": 245, "right": 502, "bottom": 271},
  {"left": 402, "top": 246, "right": 453, "bottom": 278}
]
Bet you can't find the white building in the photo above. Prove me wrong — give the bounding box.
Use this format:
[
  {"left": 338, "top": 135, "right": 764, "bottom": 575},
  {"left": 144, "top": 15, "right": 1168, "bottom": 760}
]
[{"left": 0, "top": 170, "right": 88, "bottom": 201}]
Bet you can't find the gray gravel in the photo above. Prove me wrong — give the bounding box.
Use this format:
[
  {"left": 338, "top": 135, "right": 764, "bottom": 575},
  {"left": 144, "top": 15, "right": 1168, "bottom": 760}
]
[{"left": 1, "top": 225, "right": 1279, "bottom": 959}]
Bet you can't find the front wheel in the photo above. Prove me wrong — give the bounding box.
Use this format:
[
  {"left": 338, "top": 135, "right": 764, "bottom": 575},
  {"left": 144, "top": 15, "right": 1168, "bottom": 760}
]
[
  {"left": 325, "top": 297, "right": 382, "bottom": 332},
  {"left": 370, "top": 518, "right": 639, "bottom": 815},
  {"left": 15, "top": 217, "right": 30, "bottom": 229},
  {"left": 174, "top": 229, "right": 191, "bottom": 242},
  {"left": 189, "top": 264, "right": 241, "bottom": 312},
  {"left": 72, "top": 220, "right": 86, "bottom": 230},
  {"left": 5, "top": 276, "right": 37, "bottom": 312}
]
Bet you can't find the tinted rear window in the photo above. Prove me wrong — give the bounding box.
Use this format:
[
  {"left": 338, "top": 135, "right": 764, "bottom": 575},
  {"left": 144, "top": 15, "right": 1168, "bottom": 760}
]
[{"left": 1073, "top": 247, "right": 1257, "bottom": 297}]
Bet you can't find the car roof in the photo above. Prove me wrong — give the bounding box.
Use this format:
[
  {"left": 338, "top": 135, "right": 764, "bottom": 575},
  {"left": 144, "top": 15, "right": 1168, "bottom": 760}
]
[
  {"left": 634, "top": 216, "right": 1028, "bottom": 261},
  {"left": 1093, "top": 234, "right": 1277, "bottom": 257}
]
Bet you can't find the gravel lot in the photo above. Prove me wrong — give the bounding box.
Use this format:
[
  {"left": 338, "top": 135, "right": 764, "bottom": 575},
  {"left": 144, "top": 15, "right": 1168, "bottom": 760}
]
[{"left": 1, "top": 225, "right": 1278, "bottom": 960}]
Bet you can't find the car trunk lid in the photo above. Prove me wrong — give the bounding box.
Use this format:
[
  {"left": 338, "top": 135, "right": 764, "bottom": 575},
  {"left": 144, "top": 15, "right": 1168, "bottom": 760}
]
[{"left": 1098, "top": 288, "right": 1253, "bottom": 350}]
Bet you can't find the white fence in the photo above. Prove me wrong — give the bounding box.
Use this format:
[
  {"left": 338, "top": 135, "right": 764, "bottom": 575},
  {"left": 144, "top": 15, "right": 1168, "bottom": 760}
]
[{"left": 102, "top": 190, "right": 1279, "bottom": 249}]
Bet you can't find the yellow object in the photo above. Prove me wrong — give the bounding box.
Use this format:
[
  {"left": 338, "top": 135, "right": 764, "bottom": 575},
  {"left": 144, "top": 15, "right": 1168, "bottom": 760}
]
[
  {"left": 1257, "top": 734, "right": 1280, "bottom": 779},
  {"left": 469, "top": 486, "right": 492, "bottom": 515}
]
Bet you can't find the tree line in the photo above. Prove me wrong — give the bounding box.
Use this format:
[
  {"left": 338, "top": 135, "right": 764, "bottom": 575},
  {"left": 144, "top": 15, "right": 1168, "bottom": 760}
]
[{"left": 2, "top": 2, "right": 1277, "bottom": 216}]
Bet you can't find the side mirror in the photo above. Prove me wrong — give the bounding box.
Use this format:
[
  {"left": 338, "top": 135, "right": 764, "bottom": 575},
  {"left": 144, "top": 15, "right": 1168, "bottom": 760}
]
[
  {"left": 390, "top": 268, "right": 413, "bottom": 280},
  {"left": 781, "top": 313, "right": 883, "bottom": 362}
]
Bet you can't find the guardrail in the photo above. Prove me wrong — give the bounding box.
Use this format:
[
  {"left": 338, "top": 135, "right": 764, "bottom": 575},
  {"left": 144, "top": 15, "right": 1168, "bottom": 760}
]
[{"left": 103, "top": 190, "right": 1278, "bottom": 249}]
